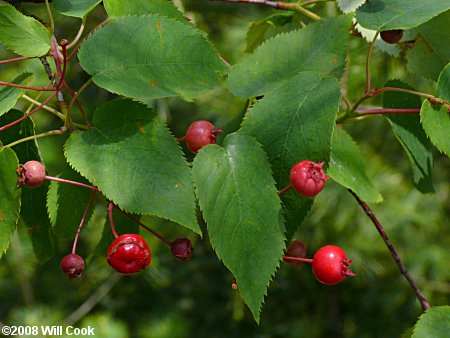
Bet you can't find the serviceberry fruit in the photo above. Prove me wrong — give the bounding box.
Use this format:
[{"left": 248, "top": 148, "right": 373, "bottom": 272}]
[
  {"left": 60, "top": 254, "right": 85, "bottom": 280},
  {"left": 17, "top": 160, "right": 46, "bottom": 188},
  {"left": 289, "top": 160, "right": 329, "bottom": 197},
  {"left": 171, "top": 237, "right": 193, "bottom": 261},
  {"left": 185, "top": 120, "right": 221, "bottom": 153},
  {"left": 312, "top": 245, "right": 355, "bottom": 285},
  {"left": 107, "top": 234, "right": 151, "bottom": 274},
  {"left": 284, "top": 239, "right": 307, "bottom": 268},
  {"left": 380, "top": 29, "right": 403, "bottom": 44}
]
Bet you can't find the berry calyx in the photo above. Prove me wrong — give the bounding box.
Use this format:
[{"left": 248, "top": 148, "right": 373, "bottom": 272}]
[
  {"left": 17, "top": 160, "right": 46, "bottom": 188},
  {"left": 185, "top": 120, "right": 221, "bottom": 153},
  {"left": 171, "top": 237, "right": 193, "bottom": 261},
  {"left": 312, "top": 245, "right": 355, "bottom": 285},
  {"left": 106, "top": 234, "right": 151, "bottom": 274},
  {"left": 380, "top": 30, "right": 403, "bottom": 44},
  {"left": 283, "top": 239, "right": 307, "bottom": 268},
  {"left": 60, "top": 254, "right": 85, "bottom": 280},
  {"left": 289, "top": 160, "right": 329, "bottom": 197}
]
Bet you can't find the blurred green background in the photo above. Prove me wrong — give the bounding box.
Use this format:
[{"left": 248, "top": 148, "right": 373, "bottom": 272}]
[{"left": 0, "top": 1, "right": 449, "bottom": 337}]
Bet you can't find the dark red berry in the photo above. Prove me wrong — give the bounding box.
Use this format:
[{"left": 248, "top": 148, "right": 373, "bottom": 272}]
[
  {"left": 171, "top": 237, "right": 193, "bottom": 261},
  {"left": 312, "top": 245, "right": 355, "bottom": 285},
  {"left": 17, "top": 160, "right": 46, "bottom": 188},
  {"left": 185, "top": 120, "right": 221, "bottom": 153},
  {"left": 284, "top": 239, "right": 307, "bottom": 268},
  {"left": 61, "top": 254, "right": 85, "bottom": 280},
  {"left": 289, "top": 160, "right": 328, "bottom": 197},
  {"left": 380, "top": 29, "right": 403, "bottom": 44},
  {"left": 106, "top": 234, "right": 151, "bottom": 274}
]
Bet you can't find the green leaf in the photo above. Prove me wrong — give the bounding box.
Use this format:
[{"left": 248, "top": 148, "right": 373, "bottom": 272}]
[
  {"left": 64, "top": 99, "right": 199, "bottom": 234},
  {"left": 104, "top": 0, "right": 185, "bottom": 21},
  {"left": 383, "top": 80, "right": 434, "bottom": 193},
  {"left": 240, "top": 72, "right": 340, "bottom": 237},
  {"left": 53, "top": 0, "right": 102, "bottom": 18},
  {"left": 0, "top": 4, "right": 51, "bottom": 57},
  {"left": 420, "top": 64, "right": 450, "bottom": 157},
  {"left": 0, "top": 73, "right": 33, "bottom": 117},
  {"left": 192, "top": 132, "right": 285, "bottom": 323},
  {"left": 412, "top": 305, "right": 450, "bottom": 338},
  {"left": 338, "top": 0, "right": 365, "bottom": 13},
  {"left": 328, "top": 128, "right": 383, "bottom": 202},
  {"left": 228, "top": 15, "right": 352, "bottom": 98},
  {"left": 356, "top": 0, "right": 450, "bottom": 31},
  {"left": 0, "top": 147, "right": 21, "bottom": 257},
  {"left": 47, "top": 167, "right": 96, "bottom": 239},
  {"left": 407, "top": 10, "right": 450, "bottom": 81},
  {"left": 78, "top": 15, "right": 227, "bottom": 102}
]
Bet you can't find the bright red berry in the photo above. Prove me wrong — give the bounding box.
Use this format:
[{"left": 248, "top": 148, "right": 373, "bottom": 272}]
[
  {"left": 312, "top": 245, "right": 355, "bottom": 285},
  {"left": 185, "top": 120, "right": 221, "bottom": 153},
  {"left": 60, "top": 254, "right": 85, "bottom": 280},
  {"left": 171, "top": 238, "right": 193, "bottom": 261},
  {"left": 284, "top": 239, "right": 307, "bottom": 268},
  {"left": 380, "top": 29, "right": 403, "bottom": 44},
  {"left": 107, "top": 234, "right": 151, "bottom": 274},
  {"left": 289, "top": 160, "right": 328, "bottom": 197},
  {"left": 17, "top": 160, "right": 46, "bottom": 188}
]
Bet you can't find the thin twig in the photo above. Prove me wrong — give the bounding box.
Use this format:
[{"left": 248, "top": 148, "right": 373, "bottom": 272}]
[
  {"left": 45, "top": 176, "right": 99, "bottom": 192},
  {"left": 365, "top": 32, "right": 379, "bottom": 94},
  {"left": 357, "top": 108, "right": 421, "bottom": 115},
  {"left": 349, "top": 190, "right": 431, "bottom": 311},
  {"left": 72, "top": 191, "right": 97, "bottom": 254},
  {"left": 4, "top": 127, "right": 66, "bottom": 148}
]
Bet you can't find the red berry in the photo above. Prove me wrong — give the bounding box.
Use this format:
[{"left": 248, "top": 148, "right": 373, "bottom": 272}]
[
  {"left": 289, "top": 160, "right": 328, "bottom": 197},
  {"left": 284, "top": 239, "right": 307, "bottom": 268},
  {"left": 185, "top": 120, "right": 221, "bottom": 153},
  {"left": 60, "top": 254, "right": 85, "bottom": 280},
  {"left": 17, "top": 160, "right": 46, "bottom": 188},
  {"left": 312, "top": 245, "right": 355, "bottom": 285},
  {"left": 106, "top": 234, "right": 151, "bottom": 274},
  {"left": 380, "top": 29, "right": 403, "bottom": 44},
  {"left": 171, "top": 238, "right": 193, "bottom": 261}
]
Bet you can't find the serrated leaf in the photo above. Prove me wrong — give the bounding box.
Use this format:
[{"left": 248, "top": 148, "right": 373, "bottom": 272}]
[
  {"left": 383, "top": 80, "right": 434, "bottom": 193},
  {"left": 0, "top": 147, "right": 21, "bottom": 257},
  {"left": 192, "top": 132, "right": 285, "bottom": 323},
  {"left": 355, "top": 24, "right": 400, "bottom": 57},
  {"left": 420, "top": 64, "right": 450, "bottom": 157},
  {"left": 78, "top": 15, "right": 227, "bottom": 102},
  {"left": 104, "top": 0, "right": 185, "bottom": 21},
  {"left": 0, "top": 73, "right": 32, "bottom": 117},
  {"left": 328, "top": 128, "right": 383, "bottom": 202},
  {"left": 228, "top": 15, "right": 352, "bottom": 98},
  {"left": 64, "top": 99, "right": 199, "bottom": 234},
  {"left": 338, "top": 0, "right": 365, "bottom": 13},
  {"left": 407, "top": 10, "right": 450, "bottom": 81},
  {"left": 240, "top": 72, "right": 340, "bottom": 237},
  {"left": 356, "top": 0, "right": 450, "bottom": 31},
  {"left": 0, "top": 4, "right": 51, "bottom": 57},
  {"left": 412, "top": 305, "right": 450, "bottom": 338},
  {"left": 53, "top": 0, "right": 101, "bottom": 18}
]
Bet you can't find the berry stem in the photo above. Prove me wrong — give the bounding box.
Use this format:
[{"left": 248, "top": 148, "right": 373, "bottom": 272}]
[
  {"left": 176, "top": 135, "right": 186, "bottom": 143},
  {"left": 0, "top": 81, "right": 55, "bottom": 92},
  {"left": 72, "top": 191, "right": 96, "bottom": 254},
  {"left": 108, "top": 202, "right": 119, "bottom": 239},
  {"left": 44, "top": 176, "right": 99, "bottom": 192},
  {"left": 115, "top": 206, "right": 172, "bottom": 246},
  {"left": 365, "top": 32, "right": 379, "bottom": 94},
  {"left": 4, "top": 127, "right": 66, "bottom": 148},
  {"left": 283, "top": 256, "right": 313, "bottom": 264},
  {"left": 0, "top": 56, "right": 34, "bottom": 65},
  {"left": 349, "top": 190, "right": 431, "bottom": 311},
  {"left": 277, "top": 184, "right": 292, "bottom": 195},
  {"left": 357, "top": 108, "right": 421, "bottom": 115}
]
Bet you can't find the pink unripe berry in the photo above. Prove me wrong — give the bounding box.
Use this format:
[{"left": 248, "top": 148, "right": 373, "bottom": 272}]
[
  {"left": 171, "top": 237, "right": 193, "bottom": 261},
  {"left": 107, "top": 234, "right": 151, "bottom": 274},
  {"left": 60, "top": 254, "right": 85, "bottom": 280},
  {"left": 17, "top": 160, "right": 46, "bottom": 188},
  {"left": 185, "top": 120, "right": 221, "bottom": 153},
  {"left": 289, "top": 160, "right": 329, "bottom": 197},
  {"left": 312, "top": 245, "right": 355, "bottom": 285}
]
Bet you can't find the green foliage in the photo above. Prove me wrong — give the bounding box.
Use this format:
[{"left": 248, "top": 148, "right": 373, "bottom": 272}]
[
  {"left": 228, "top": 15, "right": 352, "bottom": 97},
  {"left": 337, "top": 0, "right": 365, "bottom": 13},
  {"left": 78, "top": 15, "right": 227, "bottom": 102},
  {"left": 356, "top": 0, "right": 450, "bottom": 30},
  {"left": 53, "top": 0, "right": 101, "bottom": 18},
  {"left": 412, "top": 306, "right": 450, "bottom": 338},
  {"left": 0, "top": 4, "right": 51, "bottom": 57},
  {"left": 64, "top": 99, "right": 199, "bottom": 234},
  {"left": 383, "top": 80, "right": 434, "bottom": 193},
  {"left": 192, "top": 132, "right": 285, "bottom": 322},
  {"left": 103, "top": 0, "right": 185, "bottom": 21},
  {"left": 0, "top": 73, "right": 32, "bottom": 117},
  {"left": 328, "top": 128, "right": 382, "bottom": 202}
]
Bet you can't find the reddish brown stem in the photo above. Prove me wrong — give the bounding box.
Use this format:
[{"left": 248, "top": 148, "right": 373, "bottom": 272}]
[
  {"left": 283, "top": 256, "right": 313, "bottom": 264},
  {"left": 45, "top": 176, "right": 99, "bottom": 192},
  {"left": 349, "top": 190, "right": 431, "bottom": 311},
  {"left": 72, "top": 191, "right": 97, "bottom": 254},
  {"left": 0, "top": 56, "right": 33, "bottom": 64},
  {"left": 176, "top": 136, "right": 186, "bottom": 143},
  {"left": 357, "top": 108, "right": 421, "bottom": 115},
  {"left": 108, "top": 202, "right": 119, "bottom": 238},
  {"left": 0, "top": 81, "right": 55, "bottom": 91},
  {"left": 277, "top": 184, "right": 292, "bottom": 195},
  {"left": 63, "top": 81, "right": 91, "bottom": 128}
]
